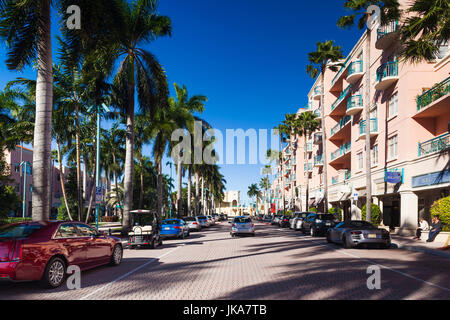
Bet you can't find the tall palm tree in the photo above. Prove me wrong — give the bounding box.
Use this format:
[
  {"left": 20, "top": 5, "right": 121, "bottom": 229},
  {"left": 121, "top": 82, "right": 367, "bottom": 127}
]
[
  {"left": 98, "top": 0, "right": 171, "bottom": 232},
  {"left": 134, "top": 114, "right": 152, "bottom": 209},
  {"left": 275, "top": 122, "right": 292, "bottom": 214},
  {"left": 287, "top": 112, "right": 320, "bottom": 211},
  {"left": 0, "top": 0, "right": 118, "bottom": 221},
  {"left": 306, "top": 40, "right": 344, "bottom": 215},
  {"left": 247, "top": 184, "right": 261, "bottom": 216},
  {"left": 259, "top": 176, "right": 270, "bottom": 214}
]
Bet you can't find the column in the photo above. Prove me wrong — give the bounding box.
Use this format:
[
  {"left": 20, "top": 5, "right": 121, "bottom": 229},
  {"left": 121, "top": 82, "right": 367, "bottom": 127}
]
[{"left": 399, "top": 191, "right": 418, "bottom": 236}]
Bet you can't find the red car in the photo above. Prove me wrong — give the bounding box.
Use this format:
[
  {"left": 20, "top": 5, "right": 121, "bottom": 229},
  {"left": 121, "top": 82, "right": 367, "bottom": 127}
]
[{"left": 0, "top": 221, "right": 123, "bottom": 288}]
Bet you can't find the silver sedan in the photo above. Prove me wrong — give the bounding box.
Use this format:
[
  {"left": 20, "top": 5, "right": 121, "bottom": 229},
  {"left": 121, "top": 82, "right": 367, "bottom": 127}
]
[
  {"left": 326, "top": 220, "right": 391, "bottom": 249},
  {"left": 182, "top": 217, "right": 202, "bottom": 231},
  {"left": 230, "top": 216, "right": 255, "bottom": 237}
]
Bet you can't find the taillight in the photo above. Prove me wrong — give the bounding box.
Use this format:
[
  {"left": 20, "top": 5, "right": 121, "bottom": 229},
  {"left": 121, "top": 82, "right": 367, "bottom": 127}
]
[
  {"left": 193, "top": 222, "right": 198, "bottom": 225},
  {"left": 232, "top": 224, "right": 236, "bottom": 227},
  {"left": 12, "top": 240, "right": 22, "bottom": 261},
  {"left": 174, "top": 226, "right": 180, "bottom": 229}
]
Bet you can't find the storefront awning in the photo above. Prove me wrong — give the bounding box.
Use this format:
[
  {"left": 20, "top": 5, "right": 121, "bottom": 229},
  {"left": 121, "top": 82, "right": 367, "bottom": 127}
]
[
  {"left": 338, "top": 192, "right": 351, "bottom": 202},
  {"left": 308, "top": 199, "right": 315, "bottom": 207},
  {"left": 314, "top": 197, "right": 324, "bottom": 206}
]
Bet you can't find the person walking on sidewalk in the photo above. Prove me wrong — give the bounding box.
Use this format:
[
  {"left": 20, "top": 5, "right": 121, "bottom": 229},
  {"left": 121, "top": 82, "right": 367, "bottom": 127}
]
[
  {"left": 414, "top": 217, "right": 429, "bottom": 240},
  {"left": 426, "top": 216, "right": 442, "bottom": 243}
]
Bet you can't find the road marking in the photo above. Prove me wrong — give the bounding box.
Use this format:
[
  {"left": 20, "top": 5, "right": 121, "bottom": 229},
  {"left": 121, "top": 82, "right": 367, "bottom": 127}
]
[
  {"left": 79, "top": 245, "right": 183, "bottom": 300},
  {"left": 328, "top": 244, "right": 450, "bottom": 293}
]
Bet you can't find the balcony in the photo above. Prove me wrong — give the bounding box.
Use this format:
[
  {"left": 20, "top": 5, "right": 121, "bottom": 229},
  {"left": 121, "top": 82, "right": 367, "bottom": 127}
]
[
  {"left": 418, "top": 132, "right": 450, "bottom": 157},
  {"left": 314, "top": 109, "right": 321, "bottom": 118},
  {"left": 346, "top": 60, "right": 364, "bottom": 84},
  {"left": 344, "top": 170, "right": 351, "bottom": 181},
  {"left": 331, "top": 84, "right": 353, "bottom": 113},
  {"left": 314, "top": 155, "right": 324, "bottom": 167},
  {"left": 304, "top": 163, "right": 313, "bottom": 172},
  {"left": 330, "top": 56, "right": 352, "bottom": 91},
  {"left": 313, "top": 86, "right": 322, "bottom": 100},
  {"left": 359, "top": 118, "right": 378, "bottom": 139},
  {"left": 415, "top": 77, "right": 450, "bottom": 118},
  {"left": 330, "top": 115, "right": 352, "bottom": 137},
  {"left": 306, "top": 143, "right": 313, "bottom": 153},
  {"left": 376, "top": 21, "right": 399, "bottom": 50},
  {"left": 346, "top": 95, "right": 363, "bottom": 116},
  {"left": 313, "top": 132, "right": 323, "bottom": 145},
  {"left": 330, "top": 142, "right": 351, "bottom": 162},
  {"left": 375, "top": 61, "right": 399, "bottom": 91},
  {"left": 332, "top": 176, "right": 339, "bottom": 185}
]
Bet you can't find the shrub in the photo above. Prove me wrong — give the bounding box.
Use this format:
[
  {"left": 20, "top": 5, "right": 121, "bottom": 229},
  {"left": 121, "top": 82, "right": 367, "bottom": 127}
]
[
  {"left": 430, "top": 196, "right": 450, "bottom": 229},
  {"left": 361, "top": 203, "right": 381, "bottom": 225},
  {"left": 309, "top": 207, "right": 317, "bottom": 212},
  {"left": 329, "top": 207, "right": 343, "bottom": 221}
]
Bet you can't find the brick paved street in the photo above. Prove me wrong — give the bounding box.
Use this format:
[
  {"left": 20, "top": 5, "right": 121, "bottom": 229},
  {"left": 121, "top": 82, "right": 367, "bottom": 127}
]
[{"left": 1, "top": 222, "right": 449, "bottom": 300}]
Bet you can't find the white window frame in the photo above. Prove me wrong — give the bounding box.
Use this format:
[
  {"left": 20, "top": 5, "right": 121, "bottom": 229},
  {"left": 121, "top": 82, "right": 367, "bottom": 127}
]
[
  {"left": 388, "top": 135, "right": 398, "bottom": 161},
  {"left": 388, "top": 92, "right": 398, "bottom": 119}
]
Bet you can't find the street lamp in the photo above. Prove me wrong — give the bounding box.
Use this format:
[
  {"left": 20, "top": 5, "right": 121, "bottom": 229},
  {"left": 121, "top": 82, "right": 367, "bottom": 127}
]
[
  {"left": 20, "top": 161, "right": 31, "bottom": 218},
  {"left": 87, "top": 103, "right": 111, "bottom": 230}
]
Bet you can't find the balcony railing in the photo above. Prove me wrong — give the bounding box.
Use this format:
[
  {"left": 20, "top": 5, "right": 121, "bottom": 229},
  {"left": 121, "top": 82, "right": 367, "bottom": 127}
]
[
  {"left": 347, "top": 95, "right": 363, "bottom": 111},
  {"left": 359, "top": 118, "right": 378, "bottom": 135},
  {"left": 344, "top": 171, "right": 351, "bottom": 181},
  {"left": 314, "top": 109, "right": 321, "bottom": 117},
  {"left": 307, "top": 143, "right": 313, "bottom": 152},
  {"left": 314, "top": 155, "right": 323, "bottom": 165},
  {"left": 376, "top": 61, "right": 398, "bottom": 83},
  {"left": 331, "top": 84, "right": 353, "bottom": 111},
  {"left": 377, "top": 21, "right": 399, "bottom": 41},
  {"left": 347, "top": 60, "right": 363, "bottom": 77},
  {"left": 417, "top": 77, "right": 450, "bottom": 111},
  {"left": 313, "top": 132, "right": 323, "bottom": 145},
  {"left": 331, "top": 142, "right": 351, "bottom": 161},
  {"left": 330, "top": 115, "right": 352, "bottom": 136},
  {"left": 332, "top": 176, "right": 339, "bottom": 185},
  {"left": 331, "top": 55, "right": 352, "bottom": 86},
  {"left": 418, "top": 132, "right": 450, "bottom": 157},
  {"left": 314, "top": 86, "right": 322, "bottom": 96},
  {"left": 304, "top": 163, "right": 313, "bottom": 172}
]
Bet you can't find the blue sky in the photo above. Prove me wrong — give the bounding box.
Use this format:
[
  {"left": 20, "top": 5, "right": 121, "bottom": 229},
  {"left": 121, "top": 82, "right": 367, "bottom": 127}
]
[{"left": 0, "top": 0, "right": 364, "bottom": 206}]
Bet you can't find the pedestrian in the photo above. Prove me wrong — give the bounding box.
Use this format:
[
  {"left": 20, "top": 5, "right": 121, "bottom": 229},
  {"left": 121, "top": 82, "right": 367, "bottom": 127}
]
[
  {"left": 426, "top": 215, "right": 442, "bottom": 243},
  {"left": 413, "top": 217, "right": 429, "bottom": 240}
]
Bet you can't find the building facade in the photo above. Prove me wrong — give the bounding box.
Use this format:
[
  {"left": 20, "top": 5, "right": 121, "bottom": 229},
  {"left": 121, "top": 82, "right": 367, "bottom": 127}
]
[{"left": 271, "top": 2, "right": 449, "bottom": 235}]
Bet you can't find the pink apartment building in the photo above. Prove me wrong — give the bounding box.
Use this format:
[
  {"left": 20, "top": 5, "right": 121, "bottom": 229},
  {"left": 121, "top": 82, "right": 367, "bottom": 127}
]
[
  {"left": 271, "top": 2, "right": 449, "bottom": 235},
  {"left": 3, "top": 145, "right": 104, "bottom": 217}
]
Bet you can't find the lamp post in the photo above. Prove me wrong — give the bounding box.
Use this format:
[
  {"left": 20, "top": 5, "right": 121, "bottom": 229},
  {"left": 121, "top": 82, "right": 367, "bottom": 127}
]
[
  {"left": 87, "top": 103, "right": 111, "bottom": 230},
  {"left": 20, "top": 161, "right": 31, "bottom": 218}
]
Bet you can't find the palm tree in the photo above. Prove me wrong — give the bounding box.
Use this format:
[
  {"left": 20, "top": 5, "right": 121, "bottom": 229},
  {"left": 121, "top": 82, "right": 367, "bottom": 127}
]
[
  {"left": 0, "top": 0, "right": 118, "bottom": 221},
  {"left": 259, "top": 176, "right": 270, "bottom": 214},
  {"left": 399, "top": 0, "right": 448, "bottom": 63},
  {"left": 98, "top": 0, "right": 171, "bottom": 232},
  {"left": 306, "top": 40, "right": 344, "bottom": 215},
  {"left": 134, "top": 114, "right": 152, "bottom": 209},
  {"left": 247, "top": 184, "right": 261, "bottom": 216},
  {"left": 275, "top": 122, "right": 291, "bottom": 214},
  {"left": 287, "top": 112, "right": 320, "bottom": 211}
]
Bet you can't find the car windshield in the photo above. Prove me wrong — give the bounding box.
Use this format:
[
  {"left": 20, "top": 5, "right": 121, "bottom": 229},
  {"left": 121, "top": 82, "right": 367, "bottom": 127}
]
[
  {"left": 162, "top": 220, "right": 181, "bottom": 225},
  {"left": 234, "top": 217, "right": 251, "bottom": 223},
  {"left": 0, "top": 223, "right": 45, "bottom": 239},
  {"left": 182, "top": 217, "right": 196, "bottom": 222},
  {"left": 198, "top": 216, "right": 207, "bottom": 220},
  {"left": 132, "top": 213, "right": 154, "bottom": 226},
  {"left": 349, "top": 221, "right": 376, "bottom": 229},
  {"left": 317, "top": 214, "right": 335, "bottom": 220}
]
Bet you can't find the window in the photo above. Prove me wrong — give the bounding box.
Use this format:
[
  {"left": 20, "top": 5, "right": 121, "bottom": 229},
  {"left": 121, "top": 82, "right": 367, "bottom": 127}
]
[
  {"left": 388, "top": 135, "right": 398, "bottom": 160},
  {"left": 358, "top": 152, "right": 364, "bottom": 170},
  {"left": 436, "top": 42, "right": 449, "bottom": 60},
  {"left": 0, "top": 223, "right": 45, "bottom": 239},
  {"left": 388, "top": 92, "right": 398, "bottom": 118},
  {"left": 74, "top": 223, "right": 97, "bottom": 237},
  {"left": 371, "top": 145, "right": 379, "bottom": 166},
  {"left": 14, "top": 163, "right": 20, "bottom": 173},
  {"left": 55, "top": 224, "right": 78, "bottom": 238}
]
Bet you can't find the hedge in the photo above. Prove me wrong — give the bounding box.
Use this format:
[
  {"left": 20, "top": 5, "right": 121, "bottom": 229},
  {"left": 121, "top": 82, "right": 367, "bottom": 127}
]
[
  {"left": 430, "top": 196, "right": 450, "bottom": 230},
  {"left": 361, "top": 203, "right": 381, "bottom": 225},
  {"left": 329, "top": 207, "right": 343, "bottom": 221}
]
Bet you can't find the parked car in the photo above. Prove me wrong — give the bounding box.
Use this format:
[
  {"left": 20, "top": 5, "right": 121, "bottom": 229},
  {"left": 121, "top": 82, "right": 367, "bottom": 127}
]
[
  {"left": 272, "top": 215, "right": 283, "bottom": 225},
  {"left": 230, "top": 216, "right": 255, "bottom": 237},
  {"left": 326, "top": 220, "right": 391, "bottom": 249},
  {"left": 219, "top": 213, "right": 227, "bottom": 221},
  {"left": 160, "top": 219, "right": 190, "bottom": 239},
  {"left": 0, "top": 221, "right": 123, "bottom": 288},
  {"left": 197, "top": 216, "right": 210, "bottom": 228},
  {"left": 181, "top": 217, "right": 201, "bottom": 232},
  {"left": 301, "top": 213, "right": 338, "bottom": 236},
  {"left": 289, "top": 212, "right": 311, "bottom": 230},
  {"left": 128, "top": 209, "right": 163, "bottom": 249},
  {"left": 263, "top": 215, "right": 273, "bottom": 223},
  {"left": 278, "top": 215, "right": 290, "bottom": 228},
  {"left": 212, "top": 214, "right": 219, "bottom": 222},
  {"left": 206, "top": 216, "right": 215, "bottom": 226}
]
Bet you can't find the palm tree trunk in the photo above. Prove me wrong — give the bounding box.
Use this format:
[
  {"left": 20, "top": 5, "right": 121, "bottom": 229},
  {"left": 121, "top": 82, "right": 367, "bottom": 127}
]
[
  {"left": 201, "top": 177, "right": 205, "bottom": 215},
  {"left": 187, "top": 168, "right": 192, "bottom": 216},
  {"left": 194, "top": 172, "right": 199, "bottom": 215},
  {"left": 139, "top": 153, "right": 144, "bottom": 208},
  {"left": 75, "top": 104, "right": 82, "bottom": 221},
  {"left": 56, "top": 142, "right": 73, "bottom": 221},
  {"left": 176, "top": 158, "right": 182, "bottom": 217},
  {"left": 157, "top": 161, "right": 163, "bottom": 223},
  {"left": 32, "top": 0, "right": 52, "bottom": 221},
  {"left": 85, "top": 138, "right": 97, "bottom": 223},
  {"left": 123, "top": 79, "right": 135, "bottom": 232},
  {"left": 305, "top": 138, "right": 310, "bottom": 211},
  {"left": 365, "top": 26, "right": 372, "bottom": 222},
  {"left": 321, "top": 68, "right": 329, "bottom": 214}
]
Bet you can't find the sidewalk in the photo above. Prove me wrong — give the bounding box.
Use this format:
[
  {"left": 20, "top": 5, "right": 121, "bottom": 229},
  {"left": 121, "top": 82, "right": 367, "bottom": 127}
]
[{"left": 391, "top": 234, "right": 450, "bottom": 258}]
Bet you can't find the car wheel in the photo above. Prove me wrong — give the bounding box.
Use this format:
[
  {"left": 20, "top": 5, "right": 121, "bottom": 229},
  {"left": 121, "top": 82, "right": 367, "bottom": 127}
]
[
  {"left": 110, "top": 244, "right": 123, "bottom": 266},
  {"left": 187, "top": 231, "right": 190, "bottom": 237},
  {"left": 342, "top": 235, "right": 350, "bottom": 249},
  {"left": 310, "top": 227, "right": 316, "bottom": 237},
  {"left": 326, "top": 233, "right": 332, "bottom": 243},
  {"left": 40, "top": 257, "right": 66, "bottom": 288}
]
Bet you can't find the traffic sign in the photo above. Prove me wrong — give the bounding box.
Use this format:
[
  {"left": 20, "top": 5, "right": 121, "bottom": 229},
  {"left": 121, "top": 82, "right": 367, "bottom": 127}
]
[{"left": 95, "top": 187, "right": 102, "bottom": 204}]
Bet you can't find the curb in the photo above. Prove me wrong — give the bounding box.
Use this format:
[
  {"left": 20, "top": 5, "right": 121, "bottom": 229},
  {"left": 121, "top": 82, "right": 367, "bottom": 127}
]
[{"left": 395, "top": 243, "right": 450, "bottom": 259}]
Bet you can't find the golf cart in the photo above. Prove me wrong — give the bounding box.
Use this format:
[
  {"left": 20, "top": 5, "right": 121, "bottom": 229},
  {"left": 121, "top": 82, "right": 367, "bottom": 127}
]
[{"left": 128, "top": 209, "right": 163, "bottom": 249}]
